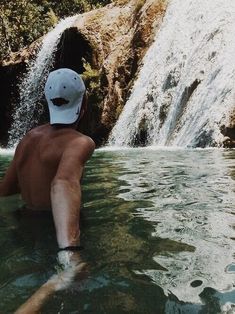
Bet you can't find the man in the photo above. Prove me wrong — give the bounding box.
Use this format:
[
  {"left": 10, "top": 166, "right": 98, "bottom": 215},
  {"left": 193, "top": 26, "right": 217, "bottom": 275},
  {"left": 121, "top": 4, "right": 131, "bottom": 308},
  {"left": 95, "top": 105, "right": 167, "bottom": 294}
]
[
  {"left": 0, "top": 68, "right": 95, "bottom": 253},
  {"left": 1, "top": 68, "right": 95, "bottom": 312}
]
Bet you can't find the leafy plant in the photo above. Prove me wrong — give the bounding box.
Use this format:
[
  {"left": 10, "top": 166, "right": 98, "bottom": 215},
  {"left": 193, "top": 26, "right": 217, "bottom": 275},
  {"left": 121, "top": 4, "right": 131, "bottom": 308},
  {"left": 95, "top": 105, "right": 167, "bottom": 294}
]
[
  {"left": 81, "top": 58, "right": 103, "bottom": 105},
  {"left": 0, "top": 0, "right": 56, "bottom": 60},
  {"left": 0, "top": 0, "right": 111, "bottom": 61},
  {"left": 134, "top": 0, "right": 146, "bottom": 15}
]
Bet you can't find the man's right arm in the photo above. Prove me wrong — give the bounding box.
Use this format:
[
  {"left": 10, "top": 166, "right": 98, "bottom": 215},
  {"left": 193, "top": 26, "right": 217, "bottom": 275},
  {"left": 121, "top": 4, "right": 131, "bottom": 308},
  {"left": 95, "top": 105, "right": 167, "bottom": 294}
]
[{"left": 50, "top": 136, "right": 95, "bottom": 250}]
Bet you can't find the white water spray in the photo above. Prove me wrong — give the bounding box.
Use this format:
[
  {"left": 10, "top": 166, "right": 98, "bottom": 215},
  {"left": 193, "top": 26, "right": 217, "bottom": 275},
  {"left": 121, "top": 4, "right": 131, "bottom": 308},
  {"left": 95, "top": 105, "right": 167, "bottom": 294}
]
[
  {"left": 109, "top": 0, "right": 235, "bottom": 147},
  {"left": 8, "top": 15, "right": 78, "bottom": 147}
]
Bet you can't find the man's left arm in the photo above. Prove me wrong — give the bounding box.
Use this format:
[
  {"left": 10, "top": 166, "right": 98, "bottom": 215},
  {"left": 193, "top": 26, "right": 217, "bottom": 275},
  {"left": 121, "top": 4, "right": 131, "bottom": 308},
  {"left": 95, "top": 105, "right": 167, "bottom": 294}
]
[{"left": 0, "top": 158, "right": 20, "bottom": 196}]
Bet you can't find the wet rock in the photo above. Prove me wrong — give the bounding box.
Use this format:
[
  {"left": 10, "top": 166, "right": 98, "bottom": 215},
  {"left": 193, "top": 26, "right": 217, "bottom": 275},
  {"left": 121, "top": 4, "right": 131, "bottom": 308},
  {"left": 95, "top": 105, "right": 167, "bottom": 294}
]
[
  {"left": 0, "top": 0, "right": 167, "bottom": 146},
  {"left": 221, "top": 125, "right": 235, "bottom": 148},
  {"left": 190, "top": 280, "right": 203, "bottom": 288}
]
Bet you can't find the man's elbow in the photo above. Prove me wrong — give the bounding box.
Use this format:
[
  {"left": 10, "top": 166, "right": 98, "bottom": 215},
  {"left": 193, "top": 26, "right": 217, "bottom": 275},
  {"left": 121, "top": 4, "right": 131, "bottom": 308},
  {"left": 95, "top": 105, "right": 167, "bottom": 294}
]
[{"left": 51, "top": 177, "right": 80, "bottom": 192}]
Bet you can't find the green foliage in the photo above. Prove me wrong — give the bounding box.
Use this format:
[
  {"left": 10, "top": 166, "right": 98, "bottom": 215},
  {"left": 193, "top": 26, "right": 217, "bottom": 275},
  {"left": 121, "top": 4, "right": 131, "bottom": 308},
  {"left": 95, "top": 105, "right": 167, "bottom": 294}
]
[
  {"left": 134, "top": 0, "right": 146, "bottom": 15},
  {"left": 0, "top": 0, "right": 111, "bottom": 61},
  {"left": 45, "top": 0, "right": 110, "bottom": 18},
  {"left": 0, "top": 0, "right": 54, "bottom": 60},
  {"left": 82, "top": 59, "right": 99, "bottom": 83},
  {"left": 81, "top": 58, "right": 103, "bottom": 105}
]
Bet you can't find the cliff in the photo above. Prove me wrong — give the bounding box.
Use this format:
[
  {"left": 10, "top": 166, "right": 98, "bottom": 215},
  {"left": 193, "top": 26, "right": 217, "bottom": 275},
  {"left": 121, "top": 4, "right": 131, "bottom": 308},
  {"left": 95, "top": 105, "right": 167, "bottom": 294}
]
[
  {"left": 1, "top": 0, "right": 234, "bottom": 147},
  {"left": 0, "top": 0, "right": 167, "bottom": 146}
]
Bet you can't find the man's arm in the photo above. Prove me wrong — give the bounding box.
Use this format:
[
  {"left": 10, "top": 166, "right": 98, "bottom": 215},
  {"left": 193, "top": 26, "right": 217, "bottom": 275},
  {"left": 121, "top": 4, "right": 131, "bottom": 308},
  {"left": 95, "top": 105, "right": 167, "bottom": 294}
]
[
  {"left": 15, "top": 137, "right": 94, "bottom": 314},
  {"left": 51, "top": 136, "right": 95, "bottom": 249},
  {"left": 0, "top": 158, "right": 20, "bottom": 197}
]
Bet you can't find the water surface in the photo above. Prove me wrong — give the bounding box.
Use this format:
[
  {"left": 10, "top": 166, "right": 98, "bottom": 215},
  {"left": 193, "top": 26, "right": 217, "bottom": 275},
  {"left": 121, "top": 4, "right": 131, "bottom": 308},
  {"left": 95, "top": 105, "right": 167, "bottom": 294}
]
[{"left": 0, "top": 148, "right": 235, "bottom": 313}]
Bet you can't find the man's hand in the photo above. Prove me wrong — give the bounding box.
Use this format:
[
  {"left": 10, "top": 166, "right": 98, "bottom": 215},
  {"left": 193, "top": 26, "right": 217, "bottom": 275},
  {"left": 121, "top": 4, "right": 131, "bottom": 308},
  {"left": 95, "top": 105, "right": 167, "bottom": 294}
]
[
  {"left": 52, "top": 250, "right": 88, "bottom": 290},
  {"left": 15, "top": 253, "right": 87, "bottom": 314}
]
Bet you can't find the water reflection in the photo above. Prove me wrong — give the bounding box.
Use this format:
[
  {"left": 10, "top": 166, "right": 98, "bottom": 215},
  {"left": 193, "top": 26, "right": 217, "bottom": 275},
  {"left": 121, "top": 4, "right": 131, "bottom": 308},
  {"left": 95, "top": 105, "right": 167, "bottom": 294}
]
[
  {"left": 0, "top": 149, "right": 235, "bottom": 313},
  {"left": 109, "top": 148, "right": 235, "bottom": 306}
]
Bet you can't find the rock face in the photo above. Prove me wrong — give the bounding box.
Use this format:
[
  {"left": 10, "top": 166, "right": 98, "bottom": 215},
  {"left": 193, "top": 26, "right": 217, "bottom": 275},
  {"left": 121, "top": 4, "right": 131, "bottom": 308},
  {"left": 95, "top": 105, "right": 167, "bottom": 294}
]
[
  {"left": 1, "top": 0, "right": 235, "bottom": 147},
  {"left": 0, "top": 0, "right": 167, "bottom": 146},
  {"left": 221, "top": 114, "right": 235, "bottom": 148}
]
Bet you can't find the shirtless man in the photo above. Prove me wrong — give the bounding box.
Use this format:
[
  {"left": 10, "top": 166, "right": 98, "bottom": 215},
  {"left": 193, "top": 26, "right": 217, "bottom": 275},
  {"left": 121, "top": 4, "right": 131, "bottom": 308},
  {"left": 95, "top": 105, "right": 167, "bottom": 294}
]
[
  {"left": 0, "top": 68, "right": 96, "bottom": 312},
  {"left": 0, "top": 68, "right": 95, "bottom": 252}
]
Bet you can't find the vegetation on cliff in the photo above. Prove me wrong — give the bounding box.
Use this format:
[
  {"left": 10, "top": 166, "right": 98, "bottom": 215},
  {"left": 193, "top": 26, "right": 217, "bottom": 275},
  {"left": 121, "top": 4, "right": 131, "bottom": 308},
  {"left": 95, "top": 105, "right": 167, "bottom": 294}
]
[
  {"left": 0, "top": 0, "right": 168, "bottom": 146},
  {"left": 0, "top": 0, "right": 111, "bottom": 61}
]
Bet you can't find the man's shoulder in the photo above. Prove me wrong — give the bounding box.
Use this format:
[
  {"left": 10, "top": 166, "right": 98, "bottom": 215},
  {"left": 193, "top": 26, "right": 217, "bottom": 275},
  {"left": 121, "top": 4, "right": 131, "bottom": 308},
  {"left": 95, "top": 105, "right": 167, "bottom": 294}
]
[
  {"left": 62, "top": 133, "right": 95, "bottom": 164},
  {"left": 65, "top": 134, "right": 96, "bottom": 159},
  {"left": 17, "top": 126, "right": 95, "bottom": 157},
  {"left": 20, "top": 125, "right": 49, "bottom": 142},
  {"left": 71, "top": 133, "right": 95, "bottom": 149}
]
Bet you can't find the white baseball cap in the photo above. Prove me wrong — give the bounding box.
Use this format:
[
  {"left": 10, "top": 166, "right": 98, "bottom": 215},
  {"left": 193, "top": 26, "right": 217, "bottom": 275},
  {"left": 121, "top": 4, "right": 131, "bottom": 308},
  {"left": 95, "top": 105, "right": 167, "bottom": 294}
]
[{"left": 44, "top": 68, "right": 86, "bottom": 125}]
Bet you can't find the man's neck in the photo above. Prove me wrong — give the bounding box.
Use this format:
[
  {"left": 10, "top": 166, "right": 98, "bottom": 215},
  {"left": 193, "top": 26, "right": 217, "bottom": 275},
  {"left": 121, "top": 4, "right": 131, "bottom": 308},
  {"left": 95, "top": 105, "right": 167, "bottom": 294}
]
[{"left": 51, "top": 123, "right": 77, "bottom": 130}]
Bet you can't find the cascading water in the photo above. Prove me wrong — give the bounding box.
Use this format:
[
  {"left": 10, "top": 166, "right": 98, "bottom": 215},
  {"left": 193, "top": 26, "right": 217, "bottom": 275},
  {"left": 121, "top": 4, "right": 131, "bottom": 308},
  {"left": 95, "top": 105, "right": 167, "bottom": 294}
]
[
  {"left": 8, "top": 15, "right": 78, "bottom": 147},
  {"left": 109, "top": 0, "right": 235, "bottom": 148}
]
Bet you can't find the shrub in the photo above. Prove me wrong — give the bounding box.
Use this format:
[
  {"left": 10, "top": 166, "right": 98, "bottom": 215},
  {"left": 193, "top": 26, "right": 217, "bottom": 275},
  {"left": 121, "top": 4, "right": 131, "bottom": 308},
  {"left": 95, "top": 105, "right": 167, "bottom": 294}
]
[
  {"left": 81, "top": 58, "right": 103, "bottom": 105},
  {"left": 0, "top": 0, "right": 111, "bottom": 61}
]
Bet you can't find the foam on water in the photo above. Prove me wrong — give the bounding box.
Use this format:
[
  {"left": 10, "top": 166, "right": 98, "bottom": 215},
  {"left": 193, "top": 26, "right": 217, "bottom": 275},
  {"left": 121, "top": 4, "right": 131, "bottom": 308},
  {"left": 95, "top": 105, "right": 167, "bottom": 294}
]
[
  {"left": 97, "top": 145, "right": 226, "bottom": 153},
  {"left": 0, "top": 148, "right": 15, "bottom": 156}
]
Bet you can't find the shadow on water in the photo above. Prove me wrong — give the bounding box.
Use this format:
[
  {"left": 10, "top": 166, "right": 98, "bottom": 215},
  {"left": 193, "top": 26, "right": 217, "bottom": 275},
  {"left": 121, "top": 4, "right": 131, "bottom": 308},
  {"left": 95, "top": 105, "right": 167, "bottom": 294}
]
[
  {"left": 0, "top": 156, "right": 57, "bottom": 312},
  {"left": 0, "top": 149, "right": 235, "bottom": 313},
  {"left": 0, "top": 203, "right": 58, "bottom": 313}
]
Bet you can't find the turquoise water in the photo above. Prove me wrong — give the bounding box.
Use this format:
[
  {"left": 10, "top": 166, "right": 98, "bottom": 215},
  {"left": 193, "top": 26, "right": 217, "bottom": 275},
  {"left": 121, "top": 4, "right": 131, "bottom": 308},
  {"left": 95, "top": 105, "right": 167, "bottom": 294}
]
[{"left": 0, "top": 148, "right": 235, "bottom": 313}]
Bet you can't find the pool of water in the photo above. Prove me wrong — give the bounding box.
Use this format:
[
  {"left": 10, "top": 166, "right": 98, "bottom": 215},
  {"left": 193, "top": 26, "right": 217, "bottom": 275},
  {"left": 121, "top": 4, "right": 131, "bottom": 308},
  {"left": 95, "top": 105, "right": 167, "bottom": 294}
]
[{"left": 0, "top": 148, "right": 235, "bottom": 313}]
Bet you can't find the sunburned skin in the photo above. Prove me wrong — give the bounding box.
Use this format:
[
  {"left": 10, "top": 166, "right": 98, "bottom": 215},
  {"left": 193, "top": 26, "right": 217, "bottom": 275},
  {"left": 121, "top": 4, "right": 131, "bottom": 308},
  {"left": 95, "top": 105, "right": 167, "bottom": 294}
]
[
  {"left": 0, "top": 95, "right": 94, "bottom": 246},
  {"left": 14, "top": 123, "right": 94, "bottom": 246},
  {"left": 0, "top": 70, "right": 94, "bottom": 312},
  {"left": 1, "top": 122, "right": 95, "bottom": 312}
]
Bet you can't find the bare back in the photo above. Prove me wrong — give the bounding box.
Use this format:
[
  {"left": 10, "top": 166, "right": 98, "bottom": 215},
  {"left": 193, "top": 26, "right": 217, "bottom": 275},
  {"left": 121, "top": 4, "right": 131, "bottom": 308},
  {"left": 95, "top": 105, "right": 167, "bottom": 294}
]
[{"left": 14, "top": 124, "right": 95, "bottom": 210}]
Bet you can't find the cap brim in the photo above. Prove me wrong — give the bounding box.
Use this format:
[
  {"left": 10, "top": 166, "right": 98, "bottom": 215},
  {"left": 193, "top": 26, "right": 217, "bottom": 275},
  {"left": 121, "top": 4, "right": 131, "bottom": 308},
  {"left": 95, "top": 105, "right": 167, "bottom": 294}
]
[{"left": 48, "top": 95, "right": 83, "bottom": 125}]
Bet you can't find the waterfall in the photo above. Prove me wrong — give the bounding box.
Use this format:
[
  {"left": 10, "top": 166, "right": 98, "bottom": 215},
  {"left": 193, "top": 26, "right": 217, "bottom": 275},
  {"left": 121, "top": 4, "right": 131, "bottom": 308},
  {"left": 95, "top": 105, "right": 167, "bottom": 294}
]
[
  {"left": 8, "top": 15, "right": 78, "bottom": 147},
  {"left": 109, "top": 0, "right": 235, "bottom": 147}
]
